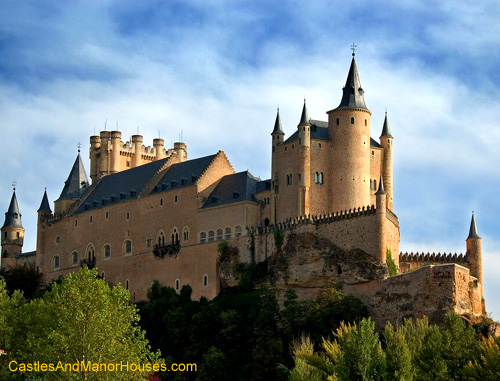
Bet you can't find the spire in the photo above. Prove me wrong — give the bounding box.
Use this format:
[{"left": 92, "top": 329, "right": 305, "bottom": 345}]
[
  {"left": 380, "top": 111, "right": 393, "bottom": 138},
  {"left": 337, "top": 55, "right": 368, "bottom": 110},
  {"left": 38, "top": 189, "right": 52, "bottom": 213},
  {"left": 58, "top": 153, "right": 90, "bottom": 200},
  {"left": 271, "top": 108, "right": 284, "bottom": 135},
  {"left": 467, "top": 212, "right": 481, "bottom": 239},
  {"left": 299, "top": 99, "right": 310, "bottom": 126},
  {"left": 375, "top": 175, "right": 386, "bottom": 195},
  {"left": 2, "top": 190, "right": 22, "bottom": 229}
]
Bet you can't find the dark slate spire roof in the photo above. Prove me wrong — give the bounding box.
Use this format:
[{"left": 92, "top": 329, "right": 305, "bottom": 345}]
[
  {"left": 375, "top": 175, "right": 386, "bottom": 195},
  {"left": 2, "top": 190, "right": 23, "bottom": 229},
  {"left": 272, "top": 108, "right": 284, "bottom": 135},
  {"left": 38, "top": 189, "right": 52, "bottom": 213},
  {"left": 380, "top": 111, "right": 393, "bottom": 138},
  {"left": 337, "top": 57, "right": 368, "bottom": 110},
  {"left": 58, "top": 153, "right": 90, "bottom": 200},
  {"left": 299, "top": 99, "right": 310, "bottom": 126},
  {"left": 467, "top": 212, "right": 481, "bottom": 239}
]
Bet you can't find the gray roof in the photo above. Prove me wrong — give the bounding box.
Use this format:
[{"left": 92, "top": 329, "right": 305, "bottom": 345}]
[
  {"left": 256, "top": 179, "right": 271, "bottom": 193},
  {"left": 73, "top": 157, "right": 169, "bottom": 214},
  {"left": 467, "top": 213, "right": 480, "bottom": 239},
  {"left": 370, "top": 138, "right": 382, "bottom": 148},
  {"left": 202, "top": 171, "right": 260, "bottom": 209},
  {"left": 380, "top": 112, "right": 393, "bottom": 138},
  {"left": 151, "top": 154, "right": 217, "bottom": 195},
  {"left": 336, "top": 57, "right": 368, "bottom": 111},
  {"left": 299, "top": 100, "right": 310, "bottom": 126},
  {"left": 57, "top": 154, "right": 90, "bottom": 200},
  {"left": 16, "top": 250, "right": 36, "bottom": 260},
  {"left": 272, "top": 109, "right": 284, "bottom": 135},
  {"left": 38, "top": 189, "right": 52, "bottom": 212},
  {"left": 375, "top": 175, "right": 386, "bottom": 195},
  {"left": 2, "top": 191, "right": 23, "bottom": 229}
]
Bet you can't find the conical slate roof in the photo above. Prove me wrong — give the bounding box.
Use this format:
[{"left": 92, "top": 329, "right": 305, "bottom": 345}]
[
  {"left": 299, "top": 100, "right": 310, "bottom": 126},
  {"left": 2, "top": 190, "right": 23, "bottom": 229},
  {"left": 272, "top": 108, "right": 284, "bottom": 135},
  {"left": 38, "top": 189, "right": 52, "bottom": 212},
  {"left": 380, "top": 112, "right": 393, "bottom": 138},
  {"left": 58, "top": 153, "right": 90, "bottom": 200},
  {"left": 375, "top": 175, "right": 386, "bottom": 195},
  {"left": 467, "top": 213, "right": 481, "bottom": 239},
  {"left": 337, "top": 57, "right": 368, "bottom": 110}
]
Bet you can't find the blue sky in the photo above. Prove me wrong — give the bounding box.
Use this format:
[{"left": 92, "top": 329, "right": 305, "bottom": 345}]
[{"left": 1, "top": 0, "right": 499, "bottom": 317}]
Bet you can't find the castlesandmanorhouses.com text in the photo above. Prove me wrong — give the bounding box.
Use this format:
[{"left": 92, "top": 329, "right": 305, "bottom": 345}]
[{"left": 9, "top": 360, "right": 197, "bottom": 373}]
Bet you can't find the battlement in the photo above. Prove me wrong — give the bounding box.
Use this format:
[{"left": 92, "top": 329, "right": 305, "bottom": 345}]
[{"left": 399, "top": 251, "right": 468, "bottom": 263}]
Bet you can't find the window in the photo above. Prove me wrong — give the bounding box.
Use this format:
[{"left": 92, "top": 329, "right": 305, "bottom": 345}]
[
  {"left": 146, "top": 237, "right": 152, "bottom": 248},
  {"left": 292, "top": 144, "right": 295, "bottom": 149},
  {"left": 86, "top": 244, "right": 95, "bottom": 262},
  {"left": 158, "top": 231, "right": 165, "bottom": 246},
  {"left": 175, "top": 279, "right": 180, "bottom": 291},
  {"left": 208, "top": 230, "right": 215, "bottom": 242},
  {"left": 56, "top": 236, "right": 60, "bottom": 244},
  {"left": 320, "top": 172, "right": 324, "bottom": 184},
  {"left": 72, "top": 251, "right": 78, "bottom": 265},
  {"left": 351, "top": 117, "right": 355, "bottom": 124},
  {"left": 105, "top": 211, "right": 109, "bottom": 219},
  {"left": 336, "top": 118, "right": 340, "bottom": 125},
  {"left": 183, "top": 227, "right": 189, "bottom": 242},
  {"left": 171, "top": 228, "right": 179, "bottom": 245},
  {"left": 174, "top": 195, "right": 178, "bottom": 203},
  {"left": 75, "top": 219, "right": 78, "bottom": 227},
  {"left": 160, "top": 198, "right": 163, "bottom": 206},
  {"left": 125, "top": 280, "right": 129, "bottom": 290},
  {"left": 370, "top": 179, "right": 373, "bottom": 190},
  {"left": 287, "top": 174, "right": 293, "bottom": 186},
  {"left": 53, "top": 255, "right": 60, "bottom": 269},
  {"left": 103, "top": 244, "right": 111, "bottom": 259},
  {"left": 371, "top": 150, "right": 375, "bottom": 156},
  {"left": 374, "top": 179, "right": 377, "bottom": 190},
  {"left": 285, "top": 146, "right": 287, "bottom": 152},
  {"left": 101, "top": 272, "right": 105, "bottom": 278},
  {"left": 200, "top": 232, "right": 206, "bottom": 244},
  {"left": 203, "top": 274, "right": 208, "bottom": 287},
  {"left": 16, "top": 232, "right": 20, "bottom": 238},
  {"left": 216, "top": 229, "right": 223, "bottom": 241},
  {"left": 319, "top": 143, "right": 322, "bottom": 149},
  {"left": 126, "top": 212, "right": 130, "bottom": 220},
  {"left": 124, "top": 240, "right": 132, "bottom": 255},
  {"left": 235, "top": 225, "right": 242, "bottom": 238},
  {"left": 89, "top": 215, "right": 93, "bottom": 223},
  {"left": 315, "top": 172, "right": 319, "bottom": 184},
  {"left": 225, "top": 227, "right": 231, "bottom": 239}
]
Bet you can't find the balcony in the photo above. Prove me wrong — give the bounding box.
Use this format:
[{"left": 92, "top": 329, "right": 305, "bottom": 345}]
[
  {"left": 80, "top": 257, "right": 96, "bottom": 269},
  {"left": 153, "top": 241, "right": 181, "bottom": 259}
]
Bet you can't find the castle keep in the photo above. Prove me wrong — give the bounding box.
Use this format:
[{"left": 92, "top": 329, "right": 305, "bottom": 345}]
[{"left": 1, "top": 53, "right": 485, "bottom": 325}]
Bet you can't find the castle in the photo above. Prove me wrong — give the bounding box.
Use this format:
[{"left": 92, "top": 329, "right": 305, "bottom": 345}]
[{"left": 1, "top": 53, "right": 485, "bottom": 325}]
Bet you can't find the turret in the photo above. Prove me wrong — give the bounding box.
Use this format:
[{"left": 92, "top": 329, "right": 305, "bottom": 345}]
[
  {"left": 153, "top": 138, "right": 165, "bottom": 160},
  {"left": 173, "top": 142, "right": 188, "bottom": 162},
  {"left": 375, "top": 175, "right": 387, "bottom": 265},
  {"left": 37, "top": 188, "right": 52, "bottom": 221},
  {"left": 328, "top": 52, "right": 371, "bottom": 212},
  {"left": 54, "top": 152, "right": 90, "bottom": 215},
  {"left": 298, "top": 100, "right": 311, "bottom": 216},
  {"left": 131, "top": 134, "right": 143, "bottom": 168},
  {"left": 1, "top": 189, "right": 24, "bottom": 269},
  {"left": 99, "top": 131, "right": 112, "bottom": 177},
  {"left": 110, "top": 131, "right": 122, "bottom": 174},
  {"left": 89, "top": 135, "right": 101, "bottom": 183},
  {"left": 271, "top": 108, "right": 284, "bottom": 223},
  {"left": 380, "top": 112, "right": 394, "bottom": 210},
  {"left": 466, "top": 212, "right": 483, "bottom": 306},
  {"left": 36, "top": 189, "right": 51, "bottom": 272}
]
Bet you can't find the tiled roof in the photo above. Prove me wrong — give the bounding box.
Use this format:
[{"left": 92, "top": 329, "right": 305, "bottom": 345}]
[
  {"left": 57, "top": 154, "right": 90, "bottom": 200},
  {"left": 2, "top": 191, "right": 22, "bottom": 229},
  {"left": 202, "top": 171, "right": 260, "bottom": 209}
]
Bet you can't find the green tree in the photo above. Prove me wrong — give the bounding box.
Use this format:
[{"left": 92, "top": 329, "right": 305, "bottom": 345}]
[
  {"left": 384, "top": 322, "right": 413, "bottom": 380},
  {"left": 0, "top": 265, "right": 44, "bottom": 299},
  {"left": 196, "top": 347, "right": 230, "bottom": 381},
  {"left": 463, "top": 336, "right": 500, "bottom": 380},
  {"left": 288, "top": 335, "right": 326, "bottom": 381},
  {"left": 14, "top": 267, "right": 161, "bottom": 380}
]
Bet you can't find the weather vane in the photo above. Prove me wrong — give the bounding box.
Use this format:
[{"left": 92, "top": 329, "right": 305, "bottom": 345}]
[
  {"left": 12, "top": 180, "right": 17, "bottom": 191},
  {"left": 351, "top": 42, "right": 357, "bottom": 56}
]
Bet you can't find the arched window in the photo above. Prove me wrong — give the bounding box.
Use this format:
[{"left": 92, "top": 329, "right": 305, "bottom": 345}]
[
  {"left": 315, "top": 172, "right": 319, "bottom": 184},
  {"left": 175, "top": 279, "right": 180, "bottom": 291},
  {"left": 224, "top": 227, "right": 231, "bottom": 239},
  {"left": 203, "top": 274, "right": 208, "bottom": 287},
  {"left": 53, "top": 255, "right": 60, "bottom": 269},
  {"left": 320, "top": 172, "right": 324, "bottom": 184},
  {"left": 158, "top": 231, "right": 165, "bottom": 246},
  {"left": 351, "top": 117, "right": 355, "bottom": 124},
  {"left": 125, "top": 280, "right": 129, "bottom": 290},
  {"left": 200, "top": 232, "right": 207, "bottom": 244},
  {"left": 208, "top": 230, "right": 215, "bottom": 242},
  {"left": 182, "top": 227, "right": 189, "bottom": 242},
  {"left": 336, "top": 118, "right": 340, "bottom": 125},
  {"left": 103, "top": 244, "right": 111, "bottom": 259},
  {"left": 86, "top": 244, "right": 95, "bottom": 262},
  {"left": 216, "top": 229, "right": 223, "bottom": 241},
  {"left": 364, "top": 119, "right": 367, "bottom": 126},
  {"left": 72, "top": 251, "right": 79, "bottom": 265},
  {"left": 171, "top": 227, "right": 179, "bottom": 245},
  {"left": 124, "top": 240, "right": 132, "bottom": 255},
  {"left": 235, "top": 225, "right": 242, "bottom": 238}
]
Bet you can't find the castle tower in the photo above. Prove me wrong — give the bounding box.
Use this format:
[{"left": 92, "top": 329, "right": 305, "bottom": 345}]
[
  {"left": 54, "top": 152, "right": 90, "bottom": 215},
  {"left": 1, "top": 188, "right": 24, "bottom": 269},
  {"left": 99, "top": 131, "right": 112, "bottom": 178},
  {"left": 110, "top": 131, "right": 122, "bottom": 174},
  {"left": 380, "top": 112, "right": 394, "bottom": 210},
  {"left": 174, "top": 142, "right": 188, "bottom": 162},
  {"left": 36, "top": 189, "right": 52, "bottom": 272},
  {"left": 466, "top": 212, "right": 483, "bottom": 304},
  {"left": 328, "top": 52, "right": 371, "bottom": 212},
  {"left": 154, "top": 138, "right": 165, "bottom": 160},
  {"left": 131, "top": 134, "right": 143, "bottom": 168},
  {"left": 298, "top": 100, "right": 311, "bottom": 216},
  {"left": 89, "top": 134, "right": 101, "bottom": 183},
  {"left": 270, "top": 108, "right": 284, "bottom": 224},
  {"left": 375, "top": 175, "right": 387, "bottom": 264}
]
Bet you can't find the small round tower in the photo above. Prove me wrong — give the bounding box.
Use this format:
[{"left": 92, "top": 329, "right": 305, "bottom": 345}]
[
  {"left": 328, "top": 52, "right": 371, "bottom": 212},
  {"left": 270, "top": 108, "right": 284, "bottom": 224},
  {"left": 110, "top": 131, "right": 122, "bottom": 174},
  {"left": 298, "top": 100, "right": 311, "bottom": 216},
  {"left": 153, "top": 138, "right": 165, "bottom": 160},
  {"left": 1, "top": 188, "right": 24, "bottom": 270},
  {"left": 380, "top": 112, "right": 394, "bottom": 210},
  {"left": 466, "top": 212, "right": 483, "bottom": 308},
  {"left": 173, "top": 142, "right": 188, "bottom": 162},
  {"left": 89, "top": 135, "right": 101, "bottom": 183},
  {"left": 131, "top": 134, "right": 143, "bottom": 168}
]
